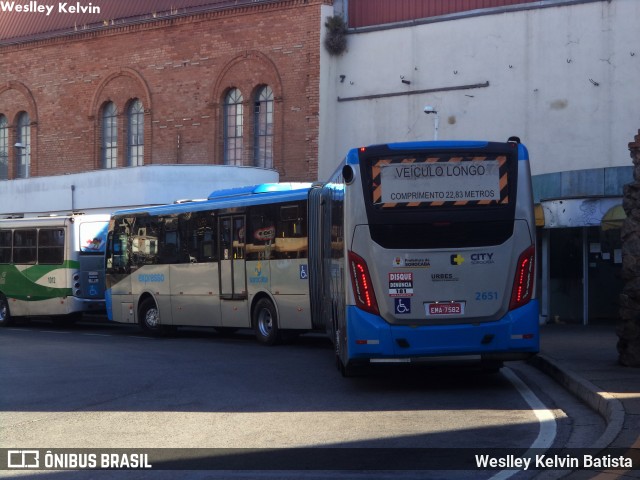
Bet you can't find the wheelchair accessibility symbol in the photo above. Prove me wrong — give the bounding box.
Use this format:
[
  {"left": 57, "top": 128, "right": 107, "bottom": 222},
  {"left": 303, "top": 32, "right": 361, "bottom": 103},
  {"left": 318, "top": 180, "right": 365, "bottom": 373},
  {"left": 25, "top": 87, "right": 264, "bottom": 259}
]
[
  {"left": 394, "top": 298, "right": 411, "bottom": 314},
  {"left": 299, "top": 264, "right": 308, "bottom": 280}
]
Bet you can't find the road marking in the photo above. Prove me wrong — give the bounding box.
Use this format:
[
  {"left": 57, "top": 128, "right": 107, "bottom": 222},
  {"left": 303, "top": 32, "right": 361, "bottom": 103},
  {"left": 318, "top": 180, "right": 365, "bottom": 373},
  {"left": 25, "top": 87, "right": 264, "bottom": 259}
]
[{"left": 489, "top": 367, "right": 557, "bottom": 480}]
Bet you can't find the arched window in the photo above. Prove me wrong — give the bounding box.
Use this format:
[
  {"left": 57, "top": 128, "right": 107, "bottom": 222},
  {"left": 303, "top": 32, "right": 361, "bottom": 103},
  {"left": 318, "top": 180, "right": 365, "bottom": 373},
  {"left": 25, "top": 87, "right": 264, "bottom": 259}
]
[
  {"left": 0, "top": 115, "right": 7, "bottom": 180},
  {"left": 254, "top": 86, "right": 274, "bottom": 169},
  {"left": 15, "top": 112, "right": 30, "bottom": 178},
  {"left": 127, "top": 99, "right": 144, "bottom": 166},
  {"left": 223, "top": 88, "right": 243, "bottom": 166},
  {"left": 102, "top": 102, "right": 118, "bottom": 169}
]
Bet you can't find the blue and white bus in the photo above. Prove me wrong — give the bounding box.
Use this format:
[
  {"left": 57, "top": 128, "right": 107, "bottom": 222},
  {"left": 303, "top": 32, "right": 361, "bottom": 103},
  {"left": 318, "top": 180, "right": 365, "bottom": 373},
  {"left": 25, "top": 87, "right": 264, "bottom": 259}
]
[
  {"left": 105, "top": 184, "right": 318, "bottom": 343},
  {"left": 310, "top": 138, "right": 538, "bottom": 375},
  {"left": 105, "top": 138, "right": 538, "bottom": 375}
]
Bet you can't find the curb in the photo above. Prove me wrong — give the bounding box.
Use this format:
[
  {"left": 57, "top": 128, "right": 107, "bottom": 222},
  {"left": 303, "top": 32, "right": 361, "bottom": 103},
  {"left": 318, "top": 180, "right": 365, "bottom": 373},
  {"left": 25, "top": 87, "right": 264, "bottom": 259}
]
[{"left": 528, "top": 354, "right": 626, "bottom": 450}]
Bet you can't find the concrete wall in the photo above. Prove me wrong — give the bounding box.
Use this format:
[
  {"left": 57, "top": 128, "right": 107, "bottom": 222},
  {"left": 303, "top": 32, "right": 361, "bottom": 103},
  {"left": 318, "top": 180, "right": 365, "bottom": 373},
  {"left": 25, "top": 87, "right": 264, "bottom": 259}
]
[
  {"left": 0, "top": 165, "right": 278, "bottom": 217},
  {"left": 319, "top": 0, "right": 640, "bottom": 181}
]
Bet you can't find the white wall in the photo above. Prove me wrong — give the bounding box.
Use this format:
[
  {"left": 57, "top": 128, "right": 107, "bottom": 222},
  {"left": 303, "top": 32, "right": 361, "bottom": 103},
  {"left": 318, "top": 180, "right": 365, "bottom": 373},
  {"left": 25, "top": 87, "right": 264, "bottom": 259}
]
[
  {"left": 0, "top": 165, "right": 278, "bottom": 217},
  {"left": 319, "top": 0, "right": 640, "bottom": 180}
]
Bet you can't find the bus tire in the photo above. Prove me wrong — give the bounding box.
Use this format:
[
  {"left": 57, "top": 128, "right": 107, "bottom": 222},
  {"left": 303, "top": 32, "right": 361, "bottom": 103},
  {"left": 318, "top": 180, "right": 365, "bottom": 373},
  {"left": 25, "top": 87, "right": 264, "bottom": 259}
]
[
  {"left": 0, "top": 293, "right": 11, "bottom": 327},
  {"left": 139, "top": 297, "right": 165, "bottom": 336},
  {"left": 253, "top": 298, "right": 279, "bottom": 346}
]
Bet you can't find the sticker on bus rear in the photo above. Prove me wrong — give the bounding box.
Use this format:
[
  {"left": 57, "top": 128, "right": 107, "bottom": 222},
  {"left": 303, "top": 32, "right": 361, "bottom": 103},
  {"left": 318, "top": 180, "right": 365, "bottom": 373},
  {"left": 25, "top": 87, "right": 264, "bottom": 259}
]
[
  {"left": 394, "top": 298, "right": 411, "bottom": 315},
  {"left": 388, "top": 272, "right": 413, "bottom": 296}
]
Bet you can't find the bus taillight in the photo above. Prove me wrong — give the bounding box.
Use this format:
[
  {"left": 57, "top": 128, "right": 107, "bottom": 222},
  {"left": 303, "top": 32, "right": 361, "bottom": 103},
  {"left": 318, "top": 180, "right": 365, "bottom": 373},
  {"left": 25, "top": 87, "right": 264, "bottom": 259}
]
[
  {"left": 348, "top": 250, "right": 380, "bottom": 316},
  {"left": 509, "top": 245, "right": 535, "bottom": 310}
]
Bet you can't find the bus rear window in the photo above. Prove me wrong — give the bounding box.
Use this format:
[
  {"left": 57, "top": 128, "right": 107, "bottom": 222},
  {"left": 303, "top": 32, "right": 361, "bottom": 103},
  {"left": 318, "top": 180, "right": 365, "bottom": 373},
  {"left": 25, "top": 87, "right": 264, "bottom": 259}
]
[{"left": 370, "top": 154, "right": 509, "bottom": 209}]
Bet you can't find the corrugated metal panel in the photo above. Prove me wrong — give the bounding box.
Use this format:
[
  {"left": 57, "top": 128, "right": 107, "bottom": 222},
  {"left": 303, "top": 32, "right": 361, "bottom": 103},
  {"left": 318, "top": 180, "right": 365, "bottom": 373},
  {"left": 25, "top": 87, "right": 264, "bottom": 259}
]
[
  {"left": 348, "top": 0, "right": 541, "bottom": 28},
  {"left": 0, "top": 0, "right": 274, "bottom": 44}
]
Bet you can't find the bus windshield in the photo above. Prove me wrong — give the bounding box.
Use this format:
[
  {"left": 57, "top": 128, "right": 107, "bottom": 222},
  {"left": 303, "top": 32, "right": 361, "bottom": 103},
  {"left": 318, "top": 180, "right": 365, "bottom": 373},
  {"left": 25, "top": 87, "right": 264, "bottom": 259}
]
[{"left": 79, "top": 221, "right": 108, "bottom": 254}]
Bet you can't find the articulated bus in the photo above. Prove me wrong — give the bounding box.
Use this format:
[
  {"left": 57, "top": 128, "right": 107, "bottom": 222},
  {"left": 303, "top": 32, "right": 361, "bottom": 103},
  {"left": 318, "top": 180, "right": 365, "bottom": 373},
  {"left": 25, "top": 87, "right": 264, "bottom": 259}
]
[
  {"left": 104, "top": 184, "right": 318, "bottom": 343},
  {"left": 0, "top": 214, "right": 110, "bottom": 326},
  {"left": 104, "top": 138, "right": 538, "bottom": 374},
  {"left": 311, "top": 138, "right": 538, "bottom": 374}
]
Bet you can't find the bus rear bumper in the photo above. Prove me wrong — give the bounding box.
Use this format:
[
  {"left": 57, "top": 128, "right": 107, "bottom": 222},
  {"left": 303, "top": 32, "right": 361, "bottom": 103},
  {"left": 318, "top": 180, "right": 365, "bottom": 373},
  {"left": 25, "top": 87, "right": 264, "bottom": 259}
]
[{"left": 345, "top": 300, "right": 540, "bottom": 363}]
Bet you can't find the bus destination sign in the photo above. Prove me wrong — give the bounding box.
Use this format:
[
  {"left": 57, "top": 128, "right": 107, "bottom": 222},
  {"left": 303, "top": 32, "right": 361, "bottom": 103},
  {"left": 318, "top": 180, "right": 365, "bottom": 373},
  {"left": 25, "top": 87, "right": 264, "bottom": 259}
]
[{"left": 379, "top": 159, "right": 502, "bottom": 205}]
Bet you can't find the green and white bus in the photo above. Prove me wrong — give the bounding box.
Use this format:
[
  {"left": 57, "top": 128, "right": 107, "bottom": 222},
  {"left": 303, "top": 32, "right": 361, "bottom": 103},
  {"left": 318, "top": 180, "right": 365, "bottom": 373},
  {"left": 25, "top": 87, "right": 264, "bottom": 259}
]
[{"left": 0, "top": 214, "right": 110, "bottom": 326}]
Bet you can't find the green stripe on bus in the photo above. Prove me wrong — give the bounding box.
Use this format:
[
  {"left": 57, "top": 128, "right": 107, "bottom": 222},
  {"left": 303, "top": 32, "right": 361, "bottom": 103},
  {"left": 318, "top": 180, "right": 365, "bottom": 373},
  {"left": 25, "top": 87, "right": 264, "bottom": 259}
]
[{"left": 0, "top": 263, "right": 75, "bottom": 301}]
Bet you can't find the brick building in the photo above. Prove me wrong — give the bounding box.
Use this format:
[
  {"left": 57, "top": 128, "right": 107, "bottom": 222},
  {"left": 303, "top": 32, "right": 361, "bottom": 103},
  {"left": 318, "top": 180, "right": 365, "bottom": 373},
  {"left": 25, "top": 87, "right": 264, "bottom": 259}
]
[{"left": 0, "top": 0, "right": 325, "bottom": 182}]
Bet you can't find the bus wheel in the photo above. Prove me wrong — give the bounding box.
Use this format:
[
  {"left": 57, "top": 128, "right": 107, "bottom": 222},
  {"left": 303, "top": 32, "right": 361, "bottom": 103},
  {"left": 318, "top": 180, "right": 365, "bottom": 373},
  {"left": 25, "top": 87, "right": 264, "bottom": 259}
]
[
  {"left": 0, "top": 294, "right": 11, "bottom": 327},
  {"left": 253, "top": 298, "right": 279, "bottom": 346},
  {"left": 139, "top": 298, "right": 163, "bottom": 336}
]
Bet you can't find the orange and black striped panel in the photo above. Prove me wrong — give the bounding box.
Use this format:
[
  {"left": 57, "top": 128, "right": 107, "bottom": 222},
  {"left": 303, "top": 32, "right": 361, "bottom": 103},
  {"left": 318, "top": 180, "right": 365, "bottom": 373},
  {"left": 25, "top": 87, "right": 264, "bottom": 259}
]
[{"left": 371, "top": 155, "right": 509, "bottom": 208}]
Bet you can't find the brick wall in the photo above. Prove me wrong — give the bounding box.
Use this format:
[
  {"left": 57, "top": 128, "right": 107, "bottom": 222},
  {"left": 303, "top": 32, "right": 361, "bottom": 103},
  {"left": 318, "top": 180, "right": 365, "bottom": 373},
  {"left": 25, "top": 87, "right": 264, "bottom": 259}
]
[{"left": 0, "top": 0, "right": 323, "bottom": 181}]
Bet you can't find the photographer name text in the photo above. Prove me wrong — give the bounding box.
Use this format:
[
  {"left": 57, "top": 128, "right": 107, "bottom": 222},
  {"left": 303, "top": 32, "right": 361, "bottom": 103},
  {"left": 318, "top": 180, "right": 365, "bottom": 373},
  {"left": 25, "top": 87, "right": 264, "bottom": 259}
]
[
  {"left": 0, "top": 1, "right": 100, "bottom": 16},
  {"left": 476, "top": 453, "right": 633, "bottom": 470}
]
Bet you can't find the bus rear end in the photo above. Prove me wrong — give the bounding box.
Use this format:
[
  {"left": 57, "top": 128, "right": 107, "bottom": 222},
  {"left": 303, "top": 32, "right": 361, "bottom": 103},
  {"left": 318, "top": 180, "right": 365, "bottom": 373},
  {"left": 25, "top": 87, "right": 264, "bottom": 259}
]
[
  {"left": 334, "top": 139, "right": 538, "bottom": 373},
  {"left": 72, "top": 215, "right": 110, "bottom": 313}
]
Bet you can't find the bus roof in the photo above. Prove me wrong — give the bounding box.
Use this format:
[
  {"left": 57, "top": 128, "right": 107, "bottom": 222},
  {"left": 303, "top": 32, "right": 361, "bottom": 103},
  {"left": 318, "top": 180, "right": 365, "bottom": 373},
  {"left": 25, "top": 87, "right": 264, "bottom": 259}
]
[
  {"left": 0, "top": 213, "right": 110, "bottom": 227},
  {"left": 112, "top": 183, "right": 315, "bottom": 217},
  {"left": 344, "top": 140, "right": 527, "bottom": 165}
]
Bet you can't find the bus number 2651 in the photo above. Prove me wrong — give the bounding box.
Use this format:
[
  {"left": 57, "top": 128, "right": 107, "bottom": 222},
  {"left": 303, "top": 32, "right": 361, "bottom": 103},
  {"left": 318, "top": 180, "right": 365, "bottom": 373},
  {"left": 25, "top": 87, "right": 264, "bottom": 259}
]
[{"left": 476, "top": 291, "right": 498, "bottom": 301}]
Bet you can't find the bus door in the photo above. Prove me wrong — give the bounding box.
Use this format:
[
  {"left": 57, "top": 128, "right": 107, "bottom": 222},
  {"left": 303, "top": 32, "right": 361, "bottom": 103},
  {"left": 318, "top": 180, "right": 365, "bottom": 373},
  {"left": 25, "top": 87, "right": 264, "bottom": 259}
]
[{"left": 219, "top": 215, "right": 248, "bottom": 326}]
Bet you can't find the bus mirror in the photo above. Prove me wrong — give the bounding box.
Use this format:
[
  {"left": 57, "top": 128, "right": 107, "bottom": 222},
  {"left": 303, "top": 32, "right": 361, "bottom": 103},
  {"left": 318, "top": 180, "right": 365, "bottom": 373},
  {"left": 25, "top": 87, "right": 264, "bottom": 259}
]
[
  {"left": 507, "top": 136, "right": 521, "bottom": 144},
  {"left": 342, "top": 165, "right": 355, "bottom": 185}
]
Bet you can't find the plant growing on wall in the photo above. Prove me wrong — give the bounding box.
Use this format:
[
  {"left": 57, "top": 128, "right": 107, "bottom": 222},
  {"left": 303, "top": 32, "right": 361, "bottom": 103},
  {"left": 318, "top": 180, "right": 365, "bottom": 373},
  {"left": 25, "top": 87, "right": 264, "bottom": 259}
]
[{"left": 324, "top": 15, "right": 347, "bottom": 56}]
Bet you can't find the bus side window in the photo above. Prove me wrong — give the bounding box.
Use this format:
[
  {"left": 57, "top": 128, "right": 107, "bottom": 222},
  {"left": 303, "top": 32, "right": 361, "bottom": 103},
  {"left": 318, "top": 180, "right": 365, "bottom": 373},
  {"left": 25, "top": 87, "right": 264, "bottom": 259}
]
[
  {"left": 198, "top": 212, "right": 217, "bottom": 263},
  {"left": 107, "top": 218, "right": 132, "bottom": 273},
  {"left": 180, "top": 211, "right": 217, "bottom": 263},
  {"left": 247, "top": 205, "right": 275, "bottom": 260},
  {"left": 109, "top": 234, "right": 129, "bottom": 271},
  {"left": 0, "top": 230, "right": 12, "bottom": 264},
  {"left": 38, "top": 228, "right": 64, "bottom": 265},
  {"left": 201, "top": 226, "right": 216, "bottom": 262},
  {"left": 275, "top": 201, "right": 308, "bottom": 259},
  {"left": 159, "top": 216, "right": 180, "bottom": 264},
  {"left": 160, "top": 234, "right": 178, "bottom": 264},
  {"left": 13, "top": 229, "right": 37, "bottom": 265}
]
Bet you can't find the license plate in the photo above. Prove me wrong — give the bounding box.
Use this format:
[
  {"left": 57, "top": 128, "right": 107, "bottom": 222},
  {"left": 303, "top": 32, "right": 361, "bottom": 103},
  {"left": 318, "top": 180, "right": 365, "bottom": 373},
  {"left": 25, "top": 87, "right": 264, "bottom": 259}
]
[{"left": 425, "top": 301, "right": 465, "bottom": 316}]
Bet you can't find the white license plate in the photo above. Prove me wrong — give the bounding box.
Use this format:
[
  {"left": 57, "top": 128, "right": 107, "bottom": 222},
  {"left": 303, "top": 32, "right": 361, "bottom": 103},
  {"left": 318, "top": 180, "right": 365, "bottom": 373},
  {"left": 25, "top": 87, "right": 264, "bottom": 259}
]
[{"left": 425, "top": 301, "right": 465, "bottom": 316}]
